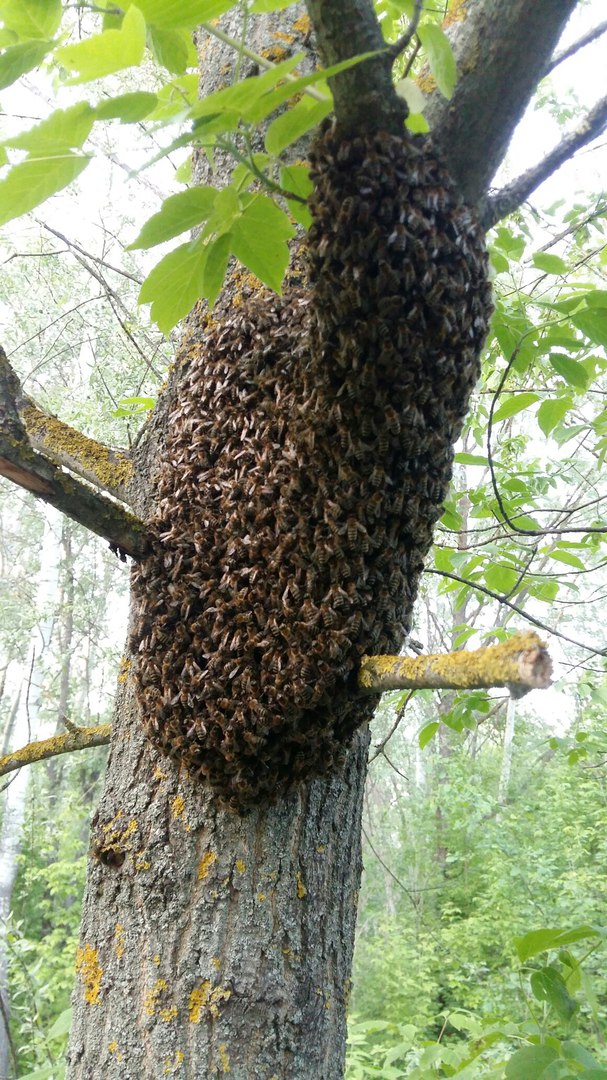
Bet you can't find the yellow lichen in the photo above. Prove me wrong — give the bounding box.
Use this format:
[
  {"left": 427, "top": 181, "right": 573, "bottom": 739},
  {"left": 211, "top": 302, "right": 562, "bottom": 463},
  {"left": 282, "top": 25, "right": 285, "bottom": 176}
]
[
  {"left": 211, "top": 957, "right": 221, "bottom": 971},
  {"left": 75, "top": 944, "right": 103, "bottom": 1005},
  {"left": 272, "top": 29, "right": 294, "bottom": 43},
  {"left": 22, "top": 405, "right": 132, "bottom": 491},
  {"left": 316, "top": 845, "right": 325, "bottom": 854},
  {"left": 293, "top": 13, "right": 311, "bottom": 35},
  {"left": 162, "top": 1050, "right": 184, "bottom": 1074},
  {"left": 114, "top": 924, "right": 125, "bottom": 959},
  {"left": 117, "top": 657, "right": 131, "bottom": 684},
  {"left": 160, "top": 1005, "right": 179, "bottom": 1022},
  {"left": 416, "top": 70, "right": 437, "bottom": 94},
  {"left": 171, "top": 794, "right": 185, "bottom": 819},
  {"left": 153, "top": 766, "right": 167, "bottom": 780},
  {"left": 188, "top": 981, "right": 231, "bottom": 1023},
  {"left": 261, "top": 44, "right": 289, "bottom": 62},
  {"left": 108, "top": 1040, "right": 123, "bottom": 1060},
  {"left": 256, "top": 893, "right": 266, "bottom": 902},
  {"left": 134, "top": 850, "right": 151, "bottom": 871},
  {"left": 154, "top": 954, "right": 161, "bottom": 965},
  {"left": 443, "top": 0, "right": 468, "bottom": 29},
  {"left": 218, "top": 1044, "right": 230, "bottom": 1073},
  {"left": 198, "top": 850, "right": 218, "bottom": 881},
  {"left": 295, "top": 871, "right": 307, "bottom": 899},
  {"left": 145, "top": 978, "right": 169, "bottom": 1017},
  {"left": 235, "top": 859, "right": 246, "bottom": 874}
]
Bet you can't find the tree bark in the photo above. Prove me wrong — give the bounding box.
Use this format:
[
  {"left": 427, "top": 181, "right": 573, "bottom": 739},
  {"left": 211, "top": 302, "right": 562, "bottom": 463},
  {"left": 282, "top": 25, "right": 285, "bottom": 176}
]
[{"left": 65, "top": 2, "right": 584, "bottom": 1077}]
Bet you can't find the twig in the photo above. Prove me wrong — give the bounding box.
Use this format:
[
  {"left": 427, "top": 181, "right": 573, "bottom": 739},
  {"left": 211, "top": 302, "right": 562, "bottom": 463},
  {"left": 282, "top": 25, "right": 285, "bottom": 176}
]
[
  {"left": 369, "top": 689, "right": 416, "bottom": 762},
  {"left": 425, "top": 567, "right": 607, "bottom": 657},
  {"left": 546, "top": 19, "right": 607, "bottom": 74},
  {"left": 359, "top": 631, "right": 552, "bottom": 697},
  {"left": 484, "top": 94, "right": 607, "bottom": 228},
  {"left": 386, "top": 0, "right": 424, "bottom": 62},
  {"left": 0, "top": 723, "right": 111, "bottom": 778}
]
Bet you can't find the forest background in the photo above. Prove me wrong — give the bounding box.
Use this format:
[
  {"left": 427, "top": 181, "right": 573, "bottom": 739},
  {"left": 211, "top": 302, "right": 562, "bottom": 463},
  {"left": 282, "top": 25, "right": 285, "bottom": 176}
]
[{"left": 1, "top": 0, "right": 607, "bottom": 1077}]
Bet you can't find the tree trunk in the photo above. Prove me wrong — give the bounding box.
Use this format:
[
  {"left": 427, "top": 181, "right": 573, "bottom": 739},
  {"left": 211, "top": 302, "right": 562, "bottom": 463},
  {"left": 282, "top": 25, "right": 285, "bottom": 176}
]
[{"left": 65, "top": 1, "right": 581, "bottom": 1075}]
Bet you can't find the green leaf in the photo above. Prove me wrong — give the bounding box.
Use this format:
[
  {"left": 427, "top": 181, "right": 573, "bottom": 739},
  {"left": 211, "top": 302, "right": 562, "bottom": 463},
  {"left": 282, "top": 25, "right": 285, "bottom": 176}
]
[
  {"left": 0, "top": 0, "right": 61, "bottom": 39},
  {"left": 280, "top": 163, "right": 312, "bottom": 228},
  {"left": 484, "top": 564, "right": 519, "bottom": 594},
  {"left": 418, "top": 24, "right": 456, "bottom": 99},
  {"left": 419, "top": 722, "right": 439, "bottom": 749},
  {"left": 230, "top": 193, "right": 295, "bottom": 292},
  {"left": 56, "top": 4, "right": 146, "bottom": 83},
  {"left": 47, "top": 1006, "right": 72, "bottom": 1039},
  {"left": 532, "top": 252, "right": 568, "bottom": 275},
  {"left": 530, "top": 967, "right": 578, "bottom": 1021},
  {"left": 550, "top": 353, "right": 589, "bottom": 390},
  {"left": 537, "top": 397, "right": 572, "bottom": 436},
  {"left": 505, "top": 1045, "right": 559, "bottom": 1079},
  {"left": 572, "top": 307, "right": 607, "bottom": 349},
  {"left": 453, "top": 452, "right": 488, "bottom": 466},
  {"left": 441, "top": 503, "right": 463, "bottom": 530},
  {"left": 2, "top": 102, "right": 94, "bottom": 154},
  {"left": 492, "top": 393, "right": 539, "bottom": 423},
  {"left": 514, "top": 926, "right": 601, "bottom": 962},
  {"left": 95, "top": 91, "right": 158, "bottom": 123},
  {"left": 127, "top": 0, "right": 237, "bottom": 29},
  {"left": 395, "top": 76, "right": 426, "bottom": 114},
  {"left": 0, "top": 40, "right": 50, "bottom": 90},
  {"left": 0, "top": 152, "right": 90, "bottom": 227},
  {"left": 548, "top": 549, "right": 585, "bottom": 570},
  {"left": 138, "top": 240, "right": 208, "bottom": 334},
  {"left": 201, "top": 232, "right": 231, "bottom": 308},
  {"left": 129, "top": 187, "right": 218, "bottom": 248},
  {"left": 265, "top": 94, "right": 332, "bottom": 156},
  {"left": 148, "top": 25, "right": 190, "bottom": 73}
]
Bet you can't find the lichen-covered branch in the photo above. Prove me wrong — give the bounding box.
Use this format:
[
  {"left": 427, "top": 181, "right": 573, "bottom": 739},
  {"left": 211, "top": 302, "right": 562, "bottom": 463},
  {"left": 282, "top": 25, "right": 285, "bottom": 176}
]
[
  {"left": 0, "top": 724, "right": 111, "bottom": 779},
  {"left": 0, "top": 345, "right": 148, "bottom": 557},
  {"left": 1, "top": 344, "right": 133, "bottom": 500},
  {"left": 20, "top": 398, "right": 133, "bottom": 502},
  {"left": 358, "top": 632, "right": 552, "bottom": 697},
  {"left": 484, "top": 93, "right": 607, "bottom": 228},
  {"left": 304, "top": 0, "right": 407, "bottom": 135},
  {"left": 425, "top": 0, "right": 579, "bottom": 208}
]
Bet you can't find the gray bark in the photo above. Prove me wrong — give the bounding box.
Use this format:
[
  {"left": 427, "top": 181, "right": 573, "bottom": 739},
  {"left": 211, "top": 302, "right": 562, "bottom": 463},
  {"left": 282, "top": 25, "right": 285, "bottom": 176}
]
[{"left": 66, "top": 2, "right": 586, "bottom": 1078}]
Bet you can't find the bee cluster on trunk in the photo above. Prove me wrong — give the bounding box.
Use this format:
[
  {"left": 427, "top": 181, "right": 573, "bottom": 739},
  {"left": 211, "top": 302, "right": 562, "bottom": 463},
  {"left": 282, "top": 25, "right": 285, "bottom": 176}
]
[{"left": 131, "top": 126, "right": 493, "bottom": 810}]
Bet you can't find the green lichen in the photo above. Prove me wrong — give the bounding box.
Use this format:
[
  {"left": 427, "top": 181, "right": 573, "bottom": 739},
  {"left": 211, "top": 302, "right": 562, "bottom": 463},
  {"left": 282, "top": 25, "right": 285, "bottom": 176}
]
[{"left": 23, "top": 405, "right": 132, "bottom": 492}]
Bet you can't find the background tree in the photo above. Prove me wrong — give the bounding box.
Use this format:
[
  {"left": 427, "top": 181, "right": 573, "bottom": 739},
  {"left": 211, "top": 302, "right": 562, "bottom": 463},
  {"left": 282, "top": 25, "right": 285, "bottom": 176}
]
[{"left": 1, "top": 1, "right": 607, "bottom": 1077}]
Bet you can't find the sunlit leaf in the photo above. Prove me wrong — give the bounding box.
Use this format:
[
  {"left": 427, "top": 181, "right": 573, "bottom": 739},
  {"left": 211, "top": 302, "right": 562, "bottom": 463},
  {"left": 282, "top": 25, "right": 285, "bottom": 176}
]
[
  {"left": 126, "top": 0, "right": 237, "bottom": 29},
  {"left": 201, "top": 232, "right": 231, "bottom": 308},
  {"left": 56, "top": 4, "right": 146, "bottom": 83},
  {"left": 129, "top": 187, "right": 218, "bottom": 248},
  {"left": 532, "top": 252, "right": 568, "bottom": 275},
  {"left": 0, "top": 40, "right": 50, "bottom": 90},
  {"left": 537, "top": 397, "right": 572, "bottom": 436},
  {"left": 549, "top": 353, "right": 589, "bottom": 391},
  {"left": 419, "top": 722, "right": 439, "bottom": 749},
  {"left": 492, "top": 393, "right": 539, "bottom": 423},
  {"left": 2, "top": 102, "right": 94, "bottom": 154},
  {"left": 514, "top": 926, "right": 602, "bottom": 962},
  {"left": 230, "top": 193, "right": 295, "bottom": 292},
  {"left": 138, "top": 240, "right": 208, "bottom": 334},
  {"left": 0, "top": 152, "right": 90, "bottom": 227},
  {"left": 572, "top": 307, "right": 607, "bottom": 349},
  {"left": 95, "top": 92, "right": 158, "bottom": 123},
  {"left": 0, "top": 0, "right": 61, "bottom": 40},
  {"left": 418, "top": 24, "right": 456, "bottom": 99}
]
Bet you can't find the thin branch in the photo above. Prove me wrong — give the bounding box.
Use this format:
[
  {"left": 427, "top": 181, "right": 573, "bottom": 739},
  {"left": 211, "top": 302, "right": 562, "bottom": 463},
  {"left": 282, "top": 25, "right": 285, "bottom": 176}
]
[
  {"left": 359, "top": 632, "right": 552, "bottom": 697},
  {"left": 546, "top": 19, "right": 607, "bottom": 74},
  {"left": 486, "top": 342, "right": 607, "bottom": 537},
  {"left": 386, "top": 0, "right": 424, "bottom": 62},
  {"left": 0, "top": 723, "right": 111, "bottom": 778},
  {"left": 0, "top": 347, "right": 148, "bottom": 557},
  {"left": 369, "top": 689, "right": 416, "bottom": 763},
  {"left": 426, "top": 567, "right": 607, "bottom": 657},
  {"left": 484, "top": 94, "right": 607, "bottom": 228}
]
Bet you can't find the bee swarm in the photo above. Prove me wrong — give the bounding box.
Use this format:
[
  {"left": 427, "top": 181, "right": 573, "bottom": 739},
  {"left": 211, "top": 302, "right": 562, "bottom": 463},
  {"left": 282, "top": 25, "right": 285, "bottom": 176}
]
[{"left": 131, "top": 127, "right": 493, "bottom": 810}]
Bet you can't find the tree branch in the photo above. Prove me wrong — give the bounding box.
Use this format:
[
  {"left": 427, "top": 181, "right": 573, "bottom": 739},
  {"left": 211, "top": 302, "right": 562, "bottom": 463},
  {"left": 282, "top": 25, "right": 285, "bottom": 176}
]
[
  {"left": 425, "top": 0, "right": 579, "bottom": 208},
  {"left": 0, "top": 347, "right": 148, "bottom": 557},
  {"left": 0, "top": 723, "right": 111, "bottom": 779},
  {"left": 358, "top": 632, "right": 552, "bottom": 697},
  {"left": 483, "top": 94, "right": 607, "bottom": 228},
  {"left": 19, "top": 396, "right": 133, "bottom": 503},
  {"left": 304, "top": 0, "right": 407, "bottom": 135},
  {"left": 546, "top": 18, "right": 607, "bottom": 74}
]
